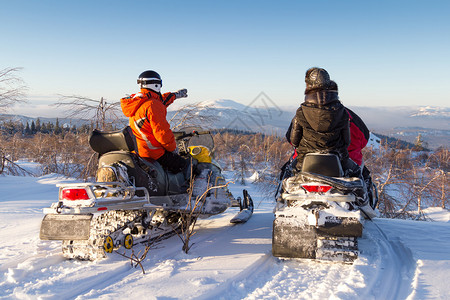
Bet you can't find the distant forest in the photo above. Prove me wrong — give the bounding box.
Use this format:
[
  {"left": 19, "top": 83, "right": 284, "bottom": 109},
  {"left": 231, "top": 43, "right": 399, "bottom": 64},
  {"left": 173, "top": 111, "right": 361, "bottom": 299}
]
[
  {"left": 0, "top": 118, "right": 105, "bottom": 136},
  {"left": 1, "top": 118, "right": 448, "bottom": 218}
]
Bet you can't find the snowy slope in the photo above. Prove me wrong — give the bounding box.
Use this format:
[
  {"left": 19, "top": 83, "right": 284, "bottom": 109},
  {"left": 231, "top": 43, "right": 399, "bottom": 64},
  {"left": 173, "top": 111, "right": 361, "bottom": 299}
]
[
  {"left": 367, "top": 132, "right": 381, "bottom": 149},
  {"left": 0, "top": 171, "right": 449, "bottom": 299}
]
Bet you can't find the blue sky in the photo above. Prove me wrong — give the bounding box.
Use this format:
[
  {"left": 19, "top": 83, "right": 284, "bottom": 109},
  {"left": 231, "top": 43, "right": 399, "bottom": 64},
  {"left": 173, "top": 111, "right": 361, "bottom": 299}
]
[{"left": 1, "top": 0, "right": 449, "bottom": 117}]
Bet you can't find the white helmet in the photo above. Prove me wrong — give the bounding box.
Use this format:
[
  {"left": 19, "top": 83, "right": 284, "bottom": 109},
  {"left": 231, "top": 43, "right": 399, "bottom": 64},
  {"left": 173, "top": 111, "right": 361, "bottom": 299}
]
[{"left": 137, "top": 70, "right": 162, "bottom": 93}]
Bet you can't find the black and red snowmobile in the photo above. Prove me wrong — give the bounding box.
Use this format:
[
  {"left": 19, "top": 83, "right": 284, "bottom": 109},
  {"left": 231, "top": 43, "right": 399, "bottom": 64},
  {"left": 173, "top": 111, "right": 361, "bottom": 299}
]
[
  {"left": 40, "top": 127, "right": 253, "bottom": 260},
  {"left": 272, "top": 152, "right": 378, "bottom": 262}
]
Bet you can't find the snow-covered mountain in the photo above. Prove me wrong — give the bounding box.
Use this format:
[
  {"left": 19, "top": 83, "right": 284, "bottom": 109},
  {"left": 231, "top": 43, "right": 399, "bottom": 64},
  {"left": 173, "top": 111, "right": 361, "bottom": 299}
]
[
  {"left": 169, "top": 100, "right": 449, "bottom": 148},
  {"left": 411, "top": 106, "right": 450, "bottom": 118},
  {"left": 168, "top": 98, "right": 293, "bottom": 135}
]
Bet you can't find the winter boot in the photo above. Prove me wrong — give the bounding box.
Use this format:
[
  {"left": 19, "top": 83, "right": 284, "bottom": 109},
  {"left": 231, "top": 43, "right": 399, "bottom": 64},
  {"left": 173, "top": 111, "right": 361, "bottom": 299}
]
[
  {"left": 362, "top": 166, "right": 376, "bottom": 209},
  {"left": 96, "top": 166, "right": 117, "bottom": 182},
  {"left": 96, "top": 163, "right": 129, "bottom": 183}
]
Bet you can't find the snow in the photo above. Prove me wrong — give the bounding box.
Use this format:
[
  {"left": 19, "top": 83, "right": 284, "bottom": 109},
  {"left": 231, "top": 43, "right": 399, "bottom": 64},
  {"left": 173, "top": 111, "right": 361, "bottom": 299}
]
[
  {"left": 411, "top": 106, "right": 450, "bottom": 118},
  {"left": 1, "top": 167, "right": 449, "bottom": 299},
  {"left": 367, "top": 132, "right": 381, "bottom": 150}
]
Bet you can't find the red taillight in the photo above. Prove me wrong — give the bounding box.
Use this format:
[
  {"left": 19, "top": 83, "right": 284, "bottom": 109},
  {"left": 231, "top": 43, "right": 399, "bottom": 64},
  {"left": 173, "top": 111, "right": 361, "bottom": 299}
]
[
  {"left": 61, "top": 188, "right": 90, "bottom": 201},
  {"left": 302, "top": 185, "right": 332, "bottom": 193}
]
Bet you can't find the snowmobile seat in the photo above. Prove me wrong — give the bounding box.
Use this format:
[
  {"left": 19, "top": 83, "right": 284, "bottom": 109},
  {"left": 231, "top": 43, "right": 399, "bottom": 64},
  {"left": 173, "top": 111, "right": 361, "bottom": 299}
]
[
  {"left": 98, "top": 151, "right": 136, "bottom": 169},
  {"left": 89, "top": 127, "right": 137, "bottom": 156},
  {"left": 301, "top": 153, "right": 344, "bottom": 177}
]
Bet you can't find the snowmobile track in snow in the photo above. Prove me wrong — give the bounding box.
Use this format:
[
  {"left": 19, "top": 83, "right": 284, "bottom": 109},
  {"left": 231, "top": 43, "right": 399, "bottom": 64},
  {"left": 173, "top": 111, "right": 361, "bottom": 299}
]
[
  {"left": 0, "top": 200, "right": 418, "bottom": 300},
  {"left": 0, "top": 212, "right": 246, "bottom": 299},
  {"left": 359, "top": 220, "right": 416, "bottom": 300},
  {"left": 199, "top": 218, "right": 418, "bottom": 299}
]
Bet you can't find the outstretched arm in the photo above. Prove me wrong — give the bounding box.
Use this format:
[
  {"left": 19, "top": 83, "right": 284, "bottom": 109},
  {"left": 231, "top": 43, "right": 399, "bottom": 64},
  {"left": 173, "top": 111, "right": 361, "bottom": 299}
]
[{"left": 161, "top": 89, "right": 188, "bottom": 107}]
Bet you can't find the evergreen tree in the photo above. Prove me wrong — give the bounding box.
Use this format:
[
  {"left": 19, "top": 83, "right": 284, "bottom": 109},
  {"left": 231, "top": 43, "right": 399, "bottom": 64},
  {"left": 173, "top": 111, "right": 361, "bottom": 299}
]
[
  {"left": 31, "top": 120, "right": 36, "bottom": 134},
  {"left": 413, "top": 133, "right": 429, "bottom": 151},
  {"left": 25, "top": 122, "right": 31, "bottom": 135},
  {"left": 415, "top": 134, "right": 423, "bottom": 148},
  {"left": 17, "top": 122, "right": 24, "bottom": 134},
  {"left": 44, "top": 122, "right": 54, "bottom": 134},
  {"left": 3, "top": 120, "right": 17, "bottom": 135},
  {"left": 55, "top": 118, "right": 62, "bottom": 134},
  {"left": 40, "top": 122, "right": 48, "bottom": 134},
  {"left": 35, "top": 118, "right": 41, "bottom": 132}
]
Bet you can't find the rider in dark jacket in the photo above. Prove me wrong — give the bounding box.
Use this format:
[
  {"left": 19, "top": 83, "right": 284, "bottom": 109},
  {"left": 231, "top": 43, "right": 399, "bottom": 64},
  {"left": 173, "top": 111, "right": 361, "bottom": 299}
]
[
  {"left": 286, "top": 68, "right": 376, "bottom": 208},
  {"left": 286, "top": 67, "right": 355, "bottom": 172}
]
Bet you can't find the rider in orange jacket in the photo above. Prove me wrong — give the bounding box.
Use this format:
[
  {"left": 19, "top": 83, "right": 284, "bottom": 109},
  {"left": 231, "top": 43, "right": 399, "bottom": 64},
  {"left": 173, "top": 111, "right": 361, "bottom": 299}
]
[{"left": 121, "top": 70, "right": 188, "bottom": 173}]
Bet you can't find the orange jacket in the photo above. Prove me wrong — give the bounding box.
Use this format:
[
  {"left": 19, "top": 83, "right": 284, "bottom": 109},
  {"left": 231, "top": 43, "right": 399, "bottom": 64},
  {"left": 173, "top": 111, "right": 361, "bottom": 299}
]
[{"left": 121, "top": 89, "right": 177, "bottom": 160}]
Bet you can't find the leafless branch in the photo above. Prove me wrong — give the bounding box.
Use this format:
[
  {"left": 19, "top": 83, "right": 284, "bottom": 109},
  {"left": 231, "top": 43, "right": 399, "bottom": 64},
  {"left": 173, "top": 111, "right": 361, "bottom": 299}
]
[
  {"left": 114, "top": 233, "right": 165, "bottom": 274},
  {"left": 175, "top": 164, "right": 232, "bottom": 253},
  {"left": 0, "top": 67, "right": 27, "bottom": 112},
  {"left": 53, "top": 95, "right": 125, "bottom": 130},
  {"left": 0, "top": 154, "right": 35, "bottom": 177},
  {"left": 169, "top": 102, "right": 219, "bottom": 131}
]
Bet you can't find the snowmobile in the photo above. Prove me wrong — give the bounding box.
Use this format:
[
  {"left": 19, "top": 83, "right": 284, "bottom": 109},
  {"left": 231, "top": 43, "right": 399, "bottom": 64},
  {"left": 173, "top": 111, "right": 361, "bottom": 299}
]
[
  {"left": 40, "top": 126, "right": 253, "bottom": 260},
  {"left": 272, "top": 152, "right": 378, "bottom": 262}
]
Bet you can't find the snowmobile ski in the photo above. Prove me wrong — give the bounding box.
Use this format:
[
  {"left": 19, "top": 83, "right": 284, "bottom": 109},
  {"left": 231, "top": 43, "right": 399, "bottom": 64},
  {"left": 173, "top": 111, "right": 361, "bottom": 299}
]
[{"left": 230, "top": 189, "right": 254, "bottom": 224}]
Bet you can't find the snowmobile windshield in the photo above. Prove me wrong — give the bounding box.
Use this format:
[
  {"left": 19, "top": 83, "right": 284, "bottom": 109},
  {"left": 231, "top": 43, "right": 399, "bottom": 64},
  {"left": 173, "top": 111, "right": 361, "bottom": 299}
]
[{"left": 178, "top": 127, "right": 214, "bottom": 151}]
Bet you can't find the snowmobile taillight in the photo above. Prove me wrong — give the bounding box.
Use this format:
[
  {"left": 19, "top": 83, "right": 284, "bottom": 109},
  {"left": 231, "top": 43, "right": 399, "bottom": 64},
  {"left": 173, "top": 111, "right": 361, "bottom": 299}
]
[
  {"left": 61, "top": 188, "right": 90, "bottom": 201},
  {"left": 301, "top": 184, "right": 333, "bottom": 193}
]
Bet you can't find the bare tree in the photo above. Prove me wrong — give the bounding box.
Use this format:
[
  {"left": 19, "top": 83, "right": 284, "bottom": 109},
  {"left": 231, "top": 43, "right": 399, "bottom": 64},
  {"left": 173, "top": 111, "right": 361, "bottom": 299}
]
[
  {"left": 0, "top": 67, "right": 27, "bottom": 112},
  {"left": 0, "top": 155, "right": 35, "bottom": 176},
  {"left": 115, "top": 237, "right": 162, "bottom": 274},
  {"left": 54, "top": 95, "right": 126, "bottom": 130},
  {"left": 169, "top": 102, "right": 219, "bottom": 131},
  {"left": 364, "top": 142, "right": 450, "bottom": 218},
  {"left": 440, "top": 171, "right": 448, "bottom": 209},
  {"left": 176, "top": 166, "right": 209, "bottom": 254},
  {"left": 176, "top": 165, "right": 232, "bottom": 254}
]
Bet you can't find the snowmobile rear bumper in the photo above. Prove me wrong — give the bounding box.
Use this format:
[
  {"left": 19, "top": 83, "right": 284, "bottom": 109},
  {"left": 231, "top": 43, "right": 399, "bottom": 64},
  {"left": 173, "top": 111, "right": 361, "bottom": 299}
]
[
  {"left": 272, "top": 215, "right": 362, "bottom": 259},
  {"left": 40, "top": 214, "right": 93, "bottom": 240}
]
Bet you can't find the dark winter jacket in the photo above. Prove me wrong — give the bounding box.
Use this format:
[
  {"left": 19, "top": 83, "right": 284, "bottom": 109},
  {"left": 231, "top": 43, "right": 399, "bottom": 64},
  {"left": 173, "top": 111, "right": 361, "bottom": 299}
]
[
  {"left": 346, "top": 108, "right": 370, "bottom": 166},
  {"left": 286, "top": 95, "right": 350, "bottom": 168}
]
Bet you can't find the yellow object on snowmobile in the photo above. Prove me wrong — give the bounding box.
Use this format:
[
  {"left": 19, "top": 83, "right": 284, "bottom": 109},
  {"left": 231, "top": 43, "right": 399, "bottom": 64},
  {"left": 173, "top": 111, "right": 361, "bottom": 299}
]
[
  {"left": 104, "top": 236, "right": 114, "bottom": 253},
  {"left": 188, "top": 146, "right": 212, "bottom": 163},
  {"left": 124, "top": 234, "right": 133, "bottom": 249}
]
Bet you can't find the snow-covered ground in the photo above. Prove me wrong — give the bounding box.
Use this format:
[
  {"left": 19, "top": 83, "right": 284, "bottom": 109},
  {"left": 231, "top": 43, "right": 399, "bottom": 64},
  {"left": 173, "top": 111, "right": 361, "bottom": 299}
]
[{"left": 0, "top": 169, "right": 449, "bottom": 300}]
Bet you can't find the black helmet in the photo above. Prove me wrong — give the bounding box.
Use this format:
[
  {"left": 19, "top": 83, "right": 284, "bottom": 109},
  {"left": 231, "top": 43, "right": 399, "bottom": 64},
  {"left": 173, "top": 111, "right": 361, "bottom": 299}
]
[
  {"left": 137, "top": 70, "right": 162, "bottom": 92},
  {"left": 305, "top": 67, "right": 331, "bottom": 94},
  {"left": 328, "top": 80, "right": 338, "bottom": 92}
]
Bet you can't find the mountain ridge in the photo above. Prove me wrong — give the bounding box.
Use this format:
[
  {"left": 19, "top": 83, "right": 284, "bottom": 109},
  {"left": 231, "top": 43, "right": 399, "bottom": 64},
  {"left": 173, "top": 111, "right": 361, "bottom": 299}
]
[{"left": 2, "top": 99, "right": 448, "bottom": 148}]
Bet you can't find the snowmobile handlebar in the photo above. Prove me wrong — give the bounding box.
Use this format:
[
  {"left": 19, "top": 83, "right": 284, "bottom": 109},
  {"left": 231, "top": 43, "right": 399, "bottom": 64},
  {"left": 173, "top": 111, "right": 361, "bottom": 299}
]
[{"left": 174, "top": 130, "right": 211, "bottom": 140}]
